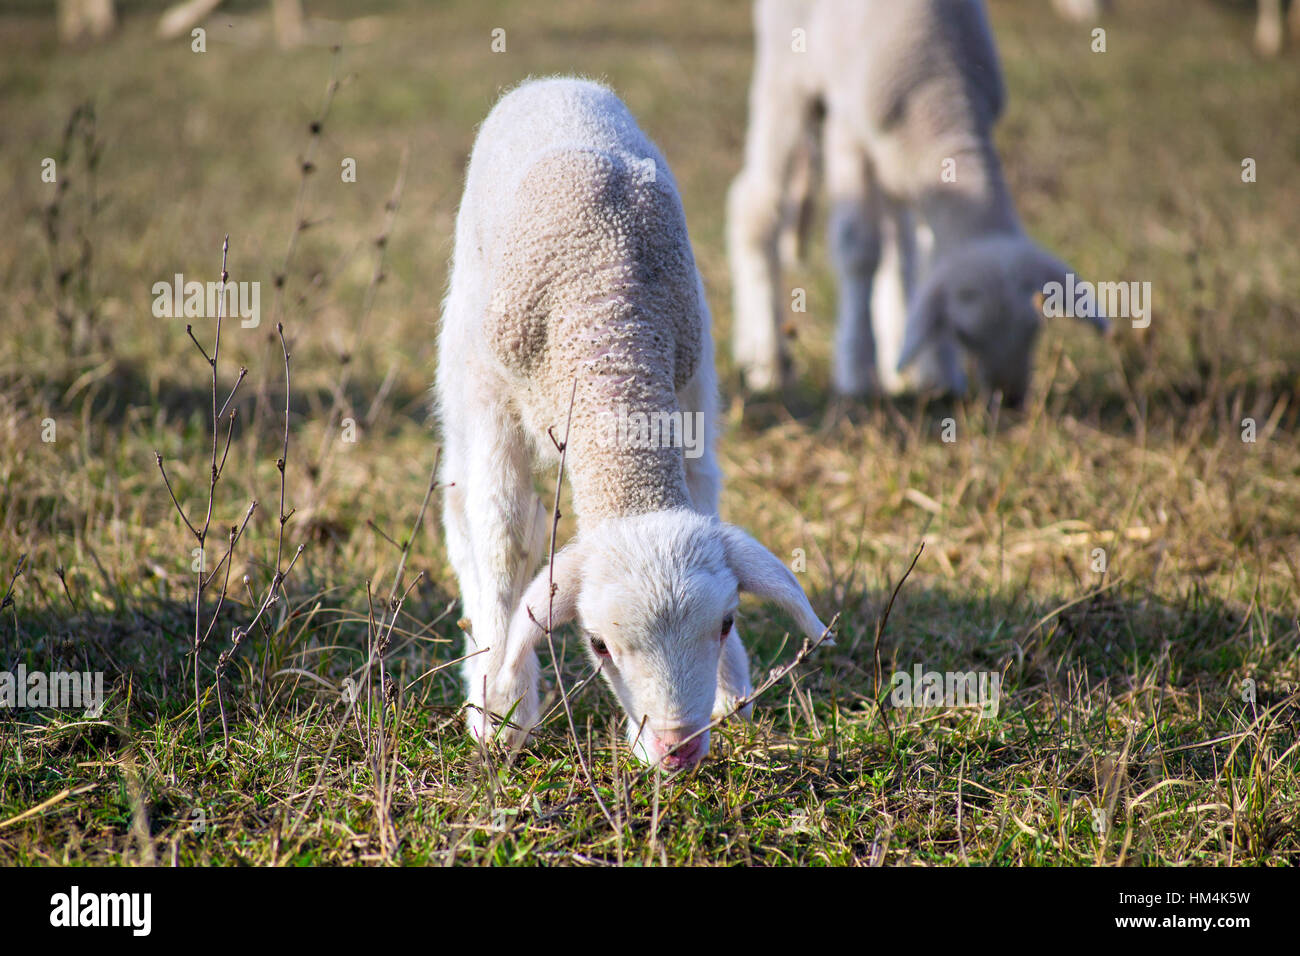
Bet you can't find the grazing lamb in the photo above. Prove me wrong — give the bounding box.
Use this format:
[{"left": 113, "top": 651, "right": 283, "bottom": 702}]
[
  {"left": 437, "top": 78, "right": 829, "bottom": 770},
  {"left": 728, "top": 0, "right": 1109, "bottom": 406}
]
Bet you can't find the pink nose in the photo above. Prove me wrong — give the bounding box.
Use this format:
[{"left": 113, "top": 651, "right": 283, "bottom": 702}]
[{"left": 653, "top": 733, "right": 704, "bottom": 770}]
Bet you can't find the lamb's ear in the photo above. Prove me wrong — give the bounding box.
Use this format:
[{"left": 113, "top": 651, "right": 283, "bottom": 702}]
[
  {"left": 502, "top": 545, "right": 585, "bottom": 676},
  {"left": 897, "top": 273, "right": 948, "bottom": 371},
  {"left": 721, "top": 525, "right": 833, "bottom": 646},
  {"left": 1025, "top": 245, "right": 1111, "bottom": 335}
]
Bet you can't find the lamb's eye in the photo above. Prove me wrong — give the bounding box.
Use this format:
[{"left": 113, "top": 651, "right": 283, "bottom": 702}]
[
  {"left": 588, "top": 634, "right": 610, "bottom": 657},
  {"left": 720, "top": 614, "right": 734, "bottom": 639}
]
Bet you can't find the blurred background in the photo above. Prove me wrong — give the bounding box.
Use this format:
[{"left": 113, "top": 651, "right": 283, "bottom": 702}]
[{"left": 3, "top": 0, "right": 1297, "bottom": 592}]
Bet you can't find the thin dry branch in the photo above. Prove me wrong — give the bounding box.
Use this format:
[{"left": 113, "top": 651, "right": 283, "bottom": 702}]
[
  {"left": 872, "top": 541, "right": 925, "bottom": 746},
  {"left": 0, "top": 554, "right": 26, "bottom": 613},
  {"left": 151, "top": 235, "right": 248, "bottom": 744},
  {"left": 534, "top": 377, "right": 618, "bottom": 830}
]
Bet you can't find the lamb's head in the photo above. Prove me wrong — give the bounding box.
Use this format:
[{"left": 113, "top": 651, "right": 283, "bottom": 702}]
[
  {"left": 898, "top": 235, "right": 1110, "bottom": 407},
  {"left": 502, "top": 509, "right": 828, "bottom": 770}
]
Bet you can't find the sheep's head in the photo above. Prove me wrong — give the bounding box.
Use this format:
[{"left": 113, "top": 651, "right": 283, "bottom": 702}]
[
  {"left": 898, "top": 235, "right": 1110, "bottom": 406},
  {"left": 501, "top": 510, "right": 828, "bottom": 770}
]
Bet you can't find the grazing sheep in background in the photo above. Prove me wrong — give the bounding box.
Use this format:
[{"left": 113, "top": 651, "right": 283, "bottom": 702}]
[
  {"left": 437, "top": 78, "right": 830, "bottom": 770},
  {"left": 728, "top": 0, "right": 1110, "bottom": 406}
]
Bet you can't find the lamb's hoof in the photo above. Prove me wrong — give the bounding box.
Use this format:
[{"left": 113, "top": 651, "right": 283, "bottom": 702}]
[
  {"left": 1256, "top": 25, "right": 1283, "bottom": 58},
  {"left": 739, "top": 361, "right": 782, "bottom": 395},
  {"left": 466, "top": 706, "right": 530, "bottom": 750}
]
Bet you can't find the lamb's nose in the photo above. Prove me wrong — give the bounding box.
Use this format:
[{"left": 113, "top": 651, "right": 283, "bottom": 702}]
[{"left": 656, "top": 734, "right": 703, "bottom": 770}]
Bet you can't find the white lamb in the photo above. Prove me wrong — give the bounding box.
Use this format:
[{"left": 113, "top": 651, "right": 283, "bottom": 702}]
[
  {"left": 436, "top": 78, "right": 829, "bottom": 770},
  {"left": 728, "top": 0, "right": 1109, "bottom": 406}
]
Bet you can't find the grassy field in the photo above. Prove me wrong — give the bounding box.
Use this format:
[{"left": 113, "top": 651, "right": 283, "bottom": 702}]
[{"left": 1, "top": 0, "right": 1298, "bottom": 866}]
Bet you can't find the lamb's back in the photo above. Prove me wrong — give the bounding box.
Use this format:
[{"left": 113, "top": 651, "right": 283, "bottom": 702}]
[
  {"left": 459, "top": 79, "right": 702, "bottom": 416},
  {"left": 812, "top": 0, "right": 1005, "bottom": 187}
]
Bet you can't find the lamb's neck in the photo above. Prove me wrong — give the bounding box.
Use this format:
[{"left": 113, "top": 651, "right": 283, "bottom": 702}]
[
  {"left": 567, "top": 377, "right": 694, "bottom": 527},
  {"left": 916, "top": 140, "right": 1021, "bottom": 255},
  {"left": 541, "top": 291, "right": 696, "bottom": 525},
  {"left": 570, "top": 446, "right": 692, "bottom": 529}
]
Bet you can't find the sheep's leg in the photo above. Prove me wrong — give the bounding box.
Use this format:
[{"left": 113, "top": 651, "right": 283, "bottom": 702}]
[
  {"left": 1257, "top": 0, "right": 1284, "bottom": 56},
  {"left": 875, "top": 200, "right": 963, "bottom": 394},
  {"left": 441, "top": 394, "right": 544, "bottom": 746},
  {"left": 868, "top": 196, "right": 920, "bottom": 395},
  {"left": 728, "top": 73, "right": 815, "bottom": 392},
  {"left": 727, "top": 173, "right": 787, "bottom": 392},
  {"left": 825, "top": 117, "right": 883, "bottom": 396},
  {"left": 777, "top": 116, "right": 823, "bottom": 270}
]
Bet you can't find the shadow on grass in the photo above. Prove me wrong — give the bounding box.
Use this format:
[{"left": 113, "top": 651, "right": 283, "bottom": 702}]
[
  {"left": 1, "top": 350, "right": 433, "bottom": 452},
  {"left": 2, "top": 573, "right": 1291, "bottom": 741},
  {"left": 0, "top": 567, "right": 464, "bottom": 731},
  {"left": 723, "top": 359, "right": 1300, "bottom": 442}
]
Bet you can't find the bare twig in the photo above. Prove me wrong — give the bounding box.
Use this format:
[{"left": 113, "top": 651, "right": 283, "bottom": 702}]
[
  {"left": 153, "top": 454, "right": 200, "bottom": 541},
  {"left": 872, "top": 541, "right": 925, "bottom": 746},
  {"left": 154, "top": 237, "right": 305, "bottom": 748},
  {"left": 1, "top": 554, "right": 26, "bottom": 613},
  {"left": 250, "top": 323, "right": 302, "bottom": 713},
  {"left": 153, "top": 234, "right": 240, "bottom": 744},
  {"left": 533, "top": 378, "right": 618, "bottom": 830},
  {"left": 54, "top": 565, "right": 79, "bottom": 613}
]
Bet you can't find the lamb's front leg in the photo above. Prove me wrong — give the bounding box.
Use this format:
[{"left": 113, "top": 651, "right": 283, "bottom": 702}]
[
  {"left": 869, "top": 196, "right": 919, "bottom": 395},
  {"left": 444, "top": 401, "right": 547, "bottom": 746},
  {"left": 825, "top": 117, "right": 884, "bottom": 397},
  {"left": 728, "top": 73, "right": 816, "bottom": 393}
]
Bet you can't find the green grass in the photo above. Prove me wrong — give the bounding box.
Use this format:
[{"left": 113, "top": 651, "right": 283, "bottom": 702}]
[{"left": 1, "top": 0, "right": 1297, "bottom": 865}]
